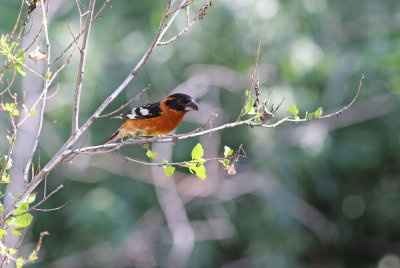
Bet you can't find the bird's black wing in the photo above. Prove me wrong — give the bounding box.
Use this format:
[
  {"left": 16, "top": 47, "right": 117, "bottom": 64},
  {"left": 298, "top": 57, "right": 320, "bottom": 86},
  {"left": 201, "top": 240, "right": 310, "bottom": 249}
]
[{"left": 115, "top": 101, "right": 162, "bottom": 120}]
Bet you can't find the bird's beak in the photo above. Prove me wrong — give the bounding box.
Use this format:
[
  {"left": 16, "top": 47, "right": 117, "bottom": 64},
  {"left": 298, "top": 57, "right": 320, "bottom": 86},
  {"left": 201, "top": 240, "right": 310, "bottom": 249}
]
[{"left": 185, "top": 99, "right": 199, "bottom": 111}]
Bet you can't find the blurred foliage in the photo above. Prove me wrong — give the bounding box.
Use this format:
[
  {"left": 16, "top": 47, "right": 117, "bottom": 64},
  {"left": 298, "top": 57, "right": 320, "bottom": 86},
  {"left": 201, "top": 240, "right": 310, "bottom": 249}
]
[{"left": 1, "top": 0, "right": 400, "bottom": 267}]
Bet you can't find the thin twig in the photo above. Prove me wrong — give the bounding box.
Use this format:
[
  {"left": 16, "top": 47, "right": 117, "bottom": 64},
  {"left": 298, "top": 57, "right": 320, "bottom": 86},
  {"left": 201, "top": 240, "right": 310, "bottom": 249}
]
[
  {"left": 236, "top": 36, "right": 262, "bottom": 121},
  {"left": 33, "top": 200, "right": 72, "bottom": 212},
  {"left": 97, "top": 85, "right": 151, "bottom": 119},
  {"left": 50, "top": 0, "right": 111, "bottom": 66}
]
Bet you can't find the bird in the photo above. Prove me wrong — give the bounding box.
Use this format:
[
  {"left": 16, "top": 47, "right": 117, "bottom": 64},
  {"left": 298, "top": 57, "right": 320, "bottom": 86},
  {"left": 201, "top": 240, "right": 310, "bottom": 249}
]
[{"left": 101, "top": 93, "right": 199, "bottom": 146}]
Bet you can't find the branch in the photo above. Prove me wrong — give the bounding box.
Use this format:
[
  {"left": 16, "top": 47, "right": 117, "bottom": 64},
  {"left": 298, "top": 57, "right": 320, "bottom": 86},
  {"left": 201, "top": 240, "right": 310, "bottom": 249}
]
[
  {"left": 23, "top": 0, "right": 52, "bottom": 185},
  {"left": 1, "top": 0, "right": 194, "bottom": 224},
  {"left": 72, "top": 0, "right": 96, "bottom": 136},
  {"left": 158, "top": 1, "right": 213, "bottom": 46},
  {"left": 96, "top": 84, "right": 150, "bottom": 119},
  {"left": 80, "top": 74, "right": 364, "bottom": 153}
]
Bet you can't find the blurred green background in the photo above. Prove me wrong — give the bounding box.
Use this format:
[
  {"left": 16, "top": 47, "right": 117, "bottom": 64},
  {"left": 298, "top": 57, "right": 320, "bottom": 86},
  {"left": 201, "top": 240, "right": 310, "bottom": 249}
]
[{"left": 1, "top": 0, "right": 400, "bottom": 267}]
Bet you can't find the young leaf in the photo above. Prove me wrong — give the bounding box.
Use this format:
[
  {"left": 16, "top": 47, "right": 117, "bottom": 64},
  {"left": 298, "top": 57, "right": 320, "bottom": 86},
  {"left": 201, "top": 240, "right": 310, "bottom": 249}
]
[
  {"left": 191, "top": 143, "right": 204, "bottom": 160},
  {"left": 307, "top": 112, "right": 315, "bottom": 119},
  {"left": 146, "top": 149, "right": 158, "bottom": 159},
  {"left": 164, "top": 166, "right": 175, "bottom": 177},
  {"left": 14, "top": 202, "right": 29, "bottom": 215},
  {"left": 15, "top": 213, "right": 33, "bottom": 228},
  {"left": 12, "top": 229, "right": 22, "bottom": 236},
  {"left": 27, "top": 193, "right": 36, "bottom": 204},
  {"left": 45, "top": 72, "right": 52, "bottom": 80},
  {"left": 315, "top": 107, "right": 323, "bottom": 117},
  {"left": 224, "top": 146, "right": 233, "bottom": 158},
  {"left": 4, "top": 103, "right": 19, "bottom": 116},
  {"left": 194, "top": 164, "right": 206, "bottom": 180},
  {"left": 287, "top": 105, "right": 299, "bottom": 119},
  {"left": 9, "top": 248, "right": 16, "bottom": 255},
  {"left": 16, "top": 257, "right": 25, "bottom": 268},
  {"left": 188, "top": 163, "right": 197, "bottom": 174},
  {"left": 243, "top": 96, "right": 256, "bottom": 115},
  {"left": 0, "top": 230, "right": 6, "bottom": 239},
  {"left": 0, "top": 155, "right": 12, "bottom": 170},
  {"left": 1, "top": 173, "right": 9, "bottom": 183}
]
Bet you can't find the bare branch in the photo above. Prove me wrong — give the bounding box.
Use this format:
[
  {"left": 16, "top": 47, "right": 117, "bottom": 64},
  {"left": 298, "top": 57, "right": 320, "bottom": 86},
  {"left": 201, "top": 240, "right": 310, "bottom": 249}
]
[
  {"left": 72, "top": 0, "right": 96, "bottom": 136},
  {"left": 23, "top": 0, "right": 52, "bottom": 185},
  {"left": 97, "top": 85, "right": 151, "bottom": 119}
]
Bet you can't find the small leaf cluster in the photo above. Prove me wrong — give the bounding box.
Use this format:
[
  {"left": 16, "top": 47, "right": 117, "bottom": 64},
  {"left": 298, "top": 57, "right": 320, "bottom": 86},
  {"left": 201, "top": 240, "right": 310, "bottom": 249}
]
[
  {"left": 287, "top": 105, "right": 324, "bottom": 120},
  {"left": 1, "top": 103, "right": 36, "bottom": 118},
  {"left": 305, "top": 107, "right": 323, "bottom": 119},
  {"left": 186, "top": 143, "right": 206, "bottom": 180},
  {"left": 1, "top": 193, "right": 36, "bottom": 237},
  {"left": 0, "top": 154, "right": 12, "bottom": 183},
  {"left": 145, "top": 143, "right": 208, "bottom": 180},
  {"left": 0, "top": 35, "right": 26, "bottom": 76},
  {"left": 243, "top": 90, "right": 257, "bottom": 116},
  {"left": 219, "top": 146, "right": 233, "bottom": 167},
  {"left": 0, "top": 193, "right": 39, "bottom": 267}
]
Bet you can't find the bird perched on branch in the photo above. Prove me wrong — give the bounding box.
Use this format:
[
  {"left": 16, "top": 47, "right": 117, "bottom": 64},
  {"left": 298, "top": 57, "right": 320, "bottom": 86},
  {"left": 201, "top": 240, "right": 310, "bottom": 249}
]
[{"left": 102, "top": 93, "right": 199, "bottom": 146}]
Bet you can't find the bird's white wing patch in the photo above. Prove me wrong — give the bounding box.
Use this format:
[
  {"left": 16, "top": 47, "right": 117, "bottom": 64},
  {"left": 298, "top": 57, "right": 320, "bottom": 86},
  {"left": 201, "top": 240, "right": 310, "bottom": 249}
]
[
  {"left": 140, "top": 107, "right": 150, "bottom": 116},
  {"left": 126, "top": 113, "right": 137, "bottom": 119}
]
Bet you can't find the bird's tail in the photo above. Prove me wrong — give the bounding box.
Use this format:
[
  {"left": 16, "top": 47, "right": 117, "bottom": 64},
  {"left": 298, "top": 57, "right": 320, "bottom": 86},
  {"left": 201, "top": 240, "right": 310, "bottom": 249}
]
[
  {"left": 103, "top": 129, "right": 123, "bottom": 145},
  {"left": 95, "top": 129, "right": 123, "bottom": 152}
]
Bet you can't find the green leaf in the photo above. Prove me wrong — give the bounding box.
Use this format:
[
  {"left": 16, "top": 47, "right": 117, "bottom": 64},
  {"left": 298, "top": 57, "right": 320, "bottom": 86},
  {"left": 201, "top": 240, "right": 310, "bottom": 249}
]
[
  {"left": 244, "top": 96, "right": 256, "bottom": 115},
  {"left": 146, "top": 149, "right": 158, "bottom": 159},
  {"left": 187, "top": 162, "right": 207, "bottom": 180},
  {"left": 16, "top": 48, "right": 25, "bottom": 63},
  {"left": 0, "top": 155, "right": 12, "bottom": 170},
  {"left": 164, "top": 166, "right": 175, "bottom": 177},
  {"left": 12, "top": 229, "right": 21, "bottom": 236},
  {"left": 194, "top": 164, "right": 206, "bottom": 180},
  {"left": 0, "top": 35, "right": 10, "bottom": 55},
  {"left": 16, "top": 65, "right": 26, "bottom": 76},
  {"left": 219, "top": 159, "right": 230, "bottom": 167},
  {"left": 14, "top": 202, "right": 29, "bottom": 215},
  {"left": 191, "top": 143, "right": 204, "bottom": 160},
  {"left": 1, "top": 173, "right": 9, "bottom": 183},
  {"left": 0, "top": 230, "right": 7, "bottom": 239},
  {"left": 4, "top": 103, "right": 19, "bottom": 116},
  {"left": 16, "top": 257, "right": 25, "bottom": 268},
  {"left": 0, "top": 203, "right": 3, "bottom": 214},
  {"left": 287, "top": 105, "right": 299, "bottom": 116},
  {"left": 15, "top": 213, "right": 33, "bottom": 228},
  {"left": 45, "top": 72, "right": 52, "bottom": 80},
  {"left": 307, "top": 112, "right": 315, "bottom": 119},
  {"left": 27, "top": 193, "right": 36, "bottom": 204},
  {"left": 314, "top": 107, "right": 323, "bottom": 117},
  {"left": 224, "top": 146, "right": 233, "bottom": 158},
  {"left": 9, "top": 248, "right": 16, "bottom": 256}
]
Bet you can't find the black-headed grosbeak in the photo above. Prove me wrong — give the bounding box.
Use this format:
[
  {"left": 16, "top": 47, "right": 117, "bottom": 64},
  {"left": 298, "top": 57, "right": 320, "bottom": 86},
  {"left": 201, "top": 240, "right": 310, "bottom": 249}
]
[{"left": 102, "top": 93, "right": 199, "bottom": 145}]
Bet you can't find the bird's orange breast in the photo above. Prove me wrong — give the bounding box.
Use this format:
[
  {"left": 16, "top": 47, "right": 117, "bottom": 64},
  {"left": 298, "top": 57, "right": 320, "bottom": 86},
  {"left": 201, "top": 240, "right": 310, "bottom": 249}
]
[{"left": 122, "top": 104, "right": 187, "bottom": 136}]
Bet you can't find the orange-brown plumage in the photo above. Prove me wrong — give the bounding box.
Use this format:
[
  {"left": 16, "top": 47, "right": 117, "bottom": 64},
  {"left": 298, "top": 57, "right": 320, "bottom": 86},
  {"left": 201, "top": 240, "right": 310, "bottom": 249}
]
[{"left": 102, "top": 93, "right": 199, "bottom": 146}]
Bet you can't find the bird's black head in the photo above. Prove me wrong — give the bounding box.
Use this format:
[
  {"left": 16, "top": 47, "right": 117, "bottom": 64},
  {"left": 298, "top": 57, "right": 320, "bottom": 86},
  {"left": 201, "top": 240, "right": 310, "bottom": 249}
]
[{"left": 165, "top": 93, "right": 199, "bottom": 112}]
